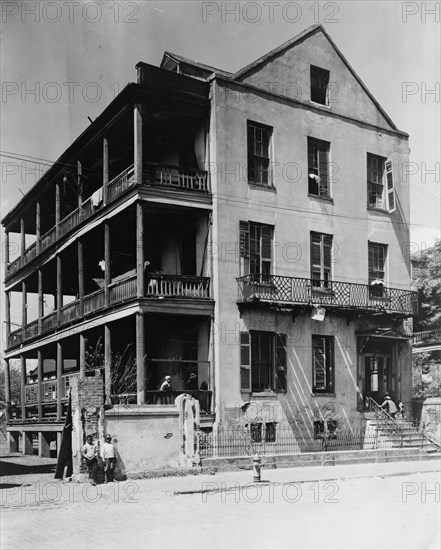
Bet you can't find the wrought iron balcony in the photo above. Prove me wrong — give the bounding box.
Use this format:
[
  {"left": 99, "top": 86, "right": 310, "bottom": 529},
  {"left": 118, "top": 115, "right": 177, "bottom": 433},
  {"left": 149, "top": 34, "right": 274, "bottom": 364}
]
[{"left": 237, "top": 274, "right": 417, "bottom": 316}]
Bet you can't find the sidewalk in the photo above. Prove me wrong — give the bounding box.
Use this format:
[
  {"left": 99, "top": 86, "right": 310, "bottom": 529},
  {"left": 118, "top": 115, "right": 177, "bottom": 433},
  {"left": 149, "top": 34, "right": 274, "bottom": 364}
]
[{"left": 1, "top": 456, "right": 439, "bottom": 509}]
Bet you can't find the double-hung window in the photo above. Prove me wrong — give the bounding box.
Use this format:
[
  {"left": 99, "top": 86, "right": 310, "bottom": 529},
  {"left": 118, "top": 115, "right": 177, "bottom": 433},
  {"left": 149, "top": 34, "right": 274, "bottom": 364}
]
[
  {"left": 367, "top": 154, "right": 396, "bottom": 212},
  {"left": 240, "top": 332, "right": 287, "bottom": 393},
  {"left": 308, "top": 137, "right": 330, "bottom": 197},
  {"left": 240, "top": 221, "right": 273, "bottom": 282},
  {"left": 311, "top": 232, "right": 332, "bottom": 289},
  {"left": 312, "top": 336, "right": 334, "bottom": 393},
  {"left": 368, "top": 242, "right": 387, "bottom": 298},
  {"left": 247, "top": 121, "right": 272, "bottom": 186}
]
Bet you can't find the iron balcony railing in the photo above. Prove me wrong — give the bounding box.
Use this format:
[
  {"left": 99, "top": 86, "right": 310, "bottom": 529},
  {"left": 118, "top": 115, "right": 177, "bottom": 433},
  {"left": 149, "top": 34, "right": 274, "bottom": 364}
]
[
  {"left": 143, "top": 162, "right": 209, "bottom": 193},
  {"left": 8, "top": 274, "right": 212, "bottom": 348},
  {"left": 237, "top": 274, "right": 417, "bottom": 316}
]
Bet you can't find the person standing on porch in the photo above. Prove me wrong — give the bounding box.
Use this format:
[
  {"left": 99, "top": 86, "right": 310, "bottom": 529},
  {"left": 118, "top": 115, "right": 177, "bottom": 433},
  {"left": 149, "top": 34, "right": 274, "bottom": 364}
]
[
  {"left": 381, "top": 394, "right": 398, "bottom": 419},
  {"left": 158, "top": 375, "right": 173, "bottom": 404}
]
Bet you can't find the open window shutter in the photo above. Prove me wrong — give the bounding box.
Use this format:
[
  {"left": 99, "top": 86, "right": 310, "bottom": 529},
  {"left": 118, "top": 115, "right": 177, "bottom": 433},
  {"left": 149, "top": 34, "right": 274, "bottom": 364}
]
[
  {"left": 239, "top": 221, "right": 249, "bottom": 258},
  {"left": 318, "top": 145, "right": 329, "bottom": 196},
  {"left": 313, "top": 337, "right": 326, "bottom": 391},
  {"left": 385, "top": 159, "right": 396, "bottom": 213},
  {"left": 311, "top": 233, "right": 320, "bottom": 264},
  {"left": 275, "top": 333, "right": 287, "bottom": 392},
  {"left": 323, "top": 235, "right": 332, "bottom": 272},
  {"left": 240, "top": 332, "right": 251, "bottom": 392},
  {"left": 261, "top": 226, "right": 272, "bottom": 259}
]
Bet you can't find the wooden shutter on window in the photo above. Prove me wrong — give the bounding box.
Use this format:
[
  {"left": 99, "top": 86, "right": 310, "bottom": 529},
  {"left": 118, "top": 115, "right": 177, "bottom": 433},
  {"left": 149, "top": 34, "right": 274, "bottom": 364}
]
[
  {"left": 318, "top": 144, "right": 329, "bottom": 196},
  {"left": 385, "top": 159, "right": 396, "bottom": 213},
  {"left": 239, "top": 221, "right": 249, "bottom": 258},
  {"left": 275, "top": 333, "right": 287, "bottom": 392},
  {"left": 240, "top": 332, "right": 251, "bottom": 392},
  {"left": 323, "top": 234, "right": 332, "bottom": 272},
  {"left": 313, "top": 337, "right": 326, "bottom": 391}
]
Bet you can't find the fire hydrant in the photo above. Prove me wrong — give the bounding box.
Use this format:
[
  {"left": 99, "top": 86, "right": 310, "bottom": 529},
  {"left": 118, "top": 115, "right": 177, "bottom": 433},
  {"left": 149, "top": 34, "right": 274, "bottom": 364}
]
[{"left": 253, "top": 453, "right": 262, "bottom": 482}]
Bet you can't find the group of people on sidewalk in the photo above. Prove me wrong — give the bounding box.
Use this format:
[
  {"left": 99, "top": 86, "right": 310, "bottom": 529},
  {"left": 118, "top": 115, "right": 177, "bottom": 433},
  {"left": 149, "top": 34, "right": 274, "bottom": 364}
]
[{"left": 81, "top": 434, "right": 117, "bottom": 485}]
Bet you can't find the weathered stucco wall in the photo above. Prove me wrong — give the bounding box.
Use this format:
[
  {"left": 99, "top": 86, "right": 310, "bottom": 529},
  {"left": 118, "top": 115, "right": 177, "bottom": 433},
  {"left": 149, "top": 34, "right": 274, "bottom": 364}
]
[
  {"left": 209, "top": 30, "right": 411, "bottom": 434},
  {"left": 105, "top": 407, "right": 180, "bottom": 473}
]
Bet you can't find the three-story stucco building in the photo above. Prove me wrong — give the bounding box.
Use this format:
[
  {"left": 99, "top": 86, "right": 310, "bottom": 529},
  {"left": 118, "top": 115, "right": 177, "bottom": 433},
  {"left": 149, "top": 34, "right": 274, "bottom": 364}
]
[{"left": 2, "top": 25, "right": 417, "bottom": 468}]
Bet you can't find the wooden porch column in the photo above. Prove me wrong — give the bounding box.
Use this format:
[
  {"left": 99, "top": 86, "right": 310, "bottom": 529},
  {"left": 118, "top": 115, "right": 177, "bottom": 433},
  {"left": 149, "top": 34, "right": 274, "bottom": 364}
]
[
  {"left": 77, "top": 161, "right": 83, "bottom": 209},
  {"left": 55, "top": 181, "right": 61, "bottom": 239},
  {"left": 104, "top": 324, "right": 112, "bottom": 404},
  {"left": 36, "top": 201, "right": 41, "bottom": 254},
  {"left": 104, "top": 223, "right": 111, "bottom": 306},
  {"left": 4, "top": 359, "right": 11, "bottom": 422},
  {"left": 103, "top": 137, "right": 109, "bottom": 204},
  {"left": 134, "top": 104, "right": 142, "bottom": 182},
  {"left": 5, "top": 290, "right": 11, "bottom": 344},
  {"left": 136, "top": 311, "right": 145, "bottom": 405},
  {"left": 20, "top": 218, "right": 25, "bottom": 256},
  {"left": 5, "top": 230, "right": 10, "bottom": 264},
  {"left": 56, "top": 341, "right": 62, "bottom": 420},
  {"left": 20, "top": 355, "right": 26, "bottom": 421},
  {"left": 37, "top": 349, "right": 43, "bottom": 420},
  {"left": 56, "top": 255, "right": 62, "bottom": 325},
  {"left": 37, "top": 269, "right": 43, "bottom": 333},
  {"left": 21, "top": 281, "right": 27, "bottom": 338},
  {"left": 79, "top": 333, "right": 86, "bottom": 379},
  {"left": 78, "top": 240, "right": 84, "bottom": 316},
  {"left": 136, "top": 203, "right": 144, "bottom": 297}
]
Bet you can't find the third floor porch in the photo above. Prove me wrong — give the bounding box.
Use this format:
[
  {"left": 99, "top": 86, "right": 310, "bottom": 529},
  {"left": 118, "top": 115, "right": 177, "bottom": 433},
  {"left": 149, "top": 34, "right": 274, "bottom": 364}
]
[{"left": 3, "top": 69, "right": 211, "bottom": 282}]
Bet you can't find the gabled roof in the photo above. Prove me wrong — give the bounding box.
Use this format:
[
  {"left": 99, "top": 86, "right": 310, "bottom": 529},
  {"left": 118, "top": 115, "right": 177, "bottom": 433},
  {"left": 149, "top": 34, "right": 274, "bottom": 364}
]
[
  {"left": 233, "top": 24, "right": 398, "bottom": 131},
  {"left": 161, "top": 51, "right": 233, "bottom": 79}
]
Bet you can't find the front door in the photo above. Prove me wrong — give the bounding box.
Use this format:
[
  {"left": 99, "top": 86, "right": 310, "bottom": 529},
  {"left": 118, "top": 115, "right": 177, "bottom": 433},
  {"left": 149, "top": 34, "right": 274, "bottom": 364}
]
[{"left": 364, "top": 355, "right": 391, "bottom": 405}]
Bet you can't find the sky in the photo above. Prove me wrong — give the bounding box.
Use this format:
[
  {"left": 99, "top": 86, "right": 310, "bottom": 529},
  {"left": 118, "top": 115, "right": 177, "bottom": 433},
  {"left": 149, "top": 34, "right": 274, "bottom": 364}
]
[{"left": 0, "top": 0, "right": 440, "bottom": 333}]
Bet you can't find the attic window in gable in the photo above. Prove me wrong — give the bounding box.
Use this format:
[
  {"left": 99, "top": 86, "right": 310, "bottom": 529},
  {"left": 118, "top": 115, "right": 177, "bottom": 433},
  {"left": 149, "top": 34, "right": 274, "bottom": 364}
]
[{"left": 310, "top": 65, "right": 330, "bottom": 105}]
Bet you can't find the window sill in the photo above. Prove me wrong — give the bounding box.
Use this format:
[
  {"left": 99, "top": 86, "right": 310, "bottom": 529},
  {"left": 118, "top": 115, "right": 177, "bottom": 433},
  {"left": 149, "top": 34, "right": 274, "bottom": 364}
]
[
  {"left": 248, "top": 182, "right": 276, "bottom": 192},
  {"left": 250, "top": 392, "right": 278, "bottom": 398},
  {"left": 312, "top": 393, "right": 336, "bottom": 398},
  {"left": 311, "top": 287, "right": 334, "bottom": 295},
  {"left": 308, "top": 193, "right": 334, "bottom": 203},
  {"left": 367, "top": 206, "right": 389, "bottom": 214},
  {"left": 308, "top": 100, "right": 331, "bottom": 109}
]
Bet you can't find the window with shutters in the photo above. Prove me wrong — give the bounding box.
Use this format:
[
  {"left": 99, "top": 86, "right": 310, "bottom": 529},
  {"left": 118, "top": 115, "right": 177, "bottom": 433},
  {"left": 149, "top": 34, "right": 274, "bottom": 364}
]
[
  {"left": 239, "top": 221, "right": 273, "bottom": 281},
  {"left": 310, "top": 65, "right": 330, "bottom": 105},
  {"left": 312, "top": 336, "right": 334, "bottom": 393},
  {"left": 367, "top": 154, "right": 396, "bottom": 212},
  {"left": 308, "top": 137, "right": 330, "bottom": 197},
  {"left": 247, "top": 121, "right": 272, "bottom": 186},
  {"left": 240, "top": 331, "right": 287, "bottom": 393},
  {"left": 368, "top": 242, "right": 387, "bottom": 298},
  {"left": 310, "top": 232, "right": 332, "bottom": 290}
]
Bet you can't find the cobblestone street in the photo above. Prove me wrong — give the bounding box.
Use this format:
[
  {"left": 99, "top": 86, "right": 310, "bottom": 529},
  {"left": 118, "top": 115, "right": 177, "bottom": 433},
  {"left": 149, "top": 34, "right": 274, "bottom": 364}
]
[{"left": 1, "top": 458, "right": 440, "bottom": 549}]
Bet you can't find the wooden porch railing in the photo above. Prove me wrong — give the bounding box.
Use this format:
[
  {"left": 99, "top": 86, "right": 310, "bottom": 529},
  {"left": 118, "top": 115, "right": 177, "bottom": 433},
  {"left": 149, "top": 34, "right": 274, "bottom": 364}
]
[
  {"left": 83, "top": 289, "right": 105, "bottom": 315},
  {"left": 237, "top": 274, "right": 417, "bottom": 316},
  {"left": 146, "top": 274, "right": 211, "bottom": 298},
  {"left": 107, "top": 165, "right": 136, "bottom": 202},
  {"left": 143, "top": 162, "right": 209, "bottom": 193},
  {"left": 7, "top": 274, "right": 211, "bottom": 348},
  {"left": 109, "top": 276, "right": 137, "bottom": 305}
]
